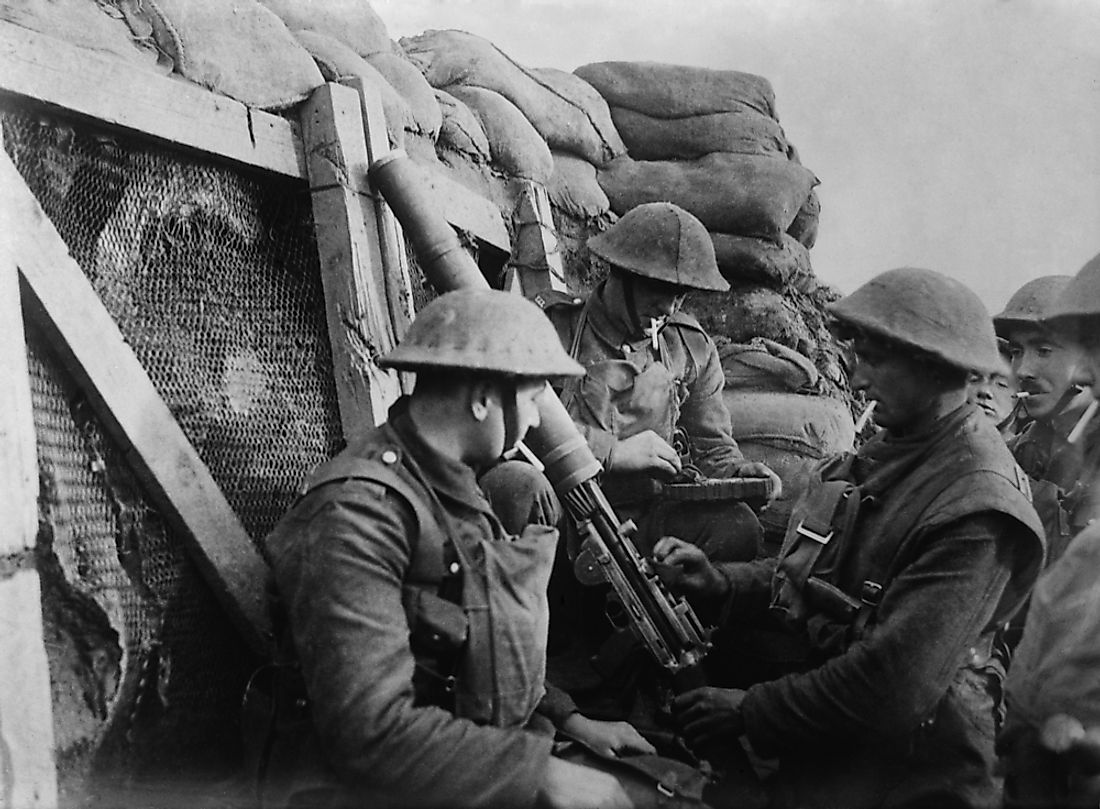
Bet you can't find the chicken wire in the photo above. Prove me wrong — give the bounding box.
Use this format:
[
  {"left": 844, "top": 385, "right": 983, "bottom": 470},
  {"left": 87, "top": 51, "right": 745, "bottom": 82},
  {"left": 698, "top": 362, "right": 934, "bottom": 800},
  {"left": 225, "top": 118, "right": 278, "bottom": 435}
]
[{"left": 3, "top": 103, "right": 344, "bottom": 803}]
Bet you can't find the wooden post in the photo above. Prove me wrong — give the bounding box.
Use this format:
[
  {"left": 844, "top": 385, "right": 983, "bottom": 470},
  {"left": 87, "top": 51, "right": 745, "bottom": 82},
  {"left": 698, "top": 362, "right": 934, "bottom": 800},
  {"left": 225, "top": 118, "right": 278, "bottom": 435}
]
[
  {"left": 507, "top": 180, "right": 568, "bottom": 296},
  {"left": 301, "top": 83, "right": 402, "bottom": 436},
  {"left": 345, "top": 78, "right": 416, "bottom": 337},
  {"left": 0, "top": 123, "right": 59, "bottom": 805},
  {"left": 2, "top": 149, "right": 273, "bottom": 657}
]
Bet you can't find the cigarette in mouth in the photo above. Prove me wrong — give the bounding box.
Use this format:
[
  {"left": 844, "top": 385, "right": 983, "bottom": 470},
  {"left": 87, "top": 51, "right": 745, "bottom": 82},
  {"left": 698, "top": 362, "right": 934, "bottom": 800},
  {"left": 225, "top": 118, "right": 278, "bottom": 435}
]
[
  {"left": 1013, "top": 392, "right": 1031, "bottom": 400},
  {"left": 854, "top": 401, "right": 877, "bottom": 432},
  {"left": 1067, "top": 399, "right": 1099, "bottom": 445}
]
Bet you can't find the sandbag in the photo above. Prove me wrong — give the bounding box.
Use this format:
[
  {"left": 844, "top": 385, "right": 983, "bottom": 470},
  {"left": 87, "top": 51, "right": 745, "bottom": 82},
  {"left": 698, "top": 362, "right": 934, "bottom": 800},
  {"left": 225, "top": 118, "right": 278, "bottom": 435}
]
[
  {"left": 137, "top": 0, "right": 323, "bottom": 111},
  {"left": 435, "top": 89, "right": 492, "bottom": 162},
  {"left": 598, "top": 154, "right": 817, "bottom": 242},
  {"left": 717, "top": 337, "right": 819, "bottom": 394},
  {"left": 2, "top": 0, "right": 167, "bottom": 73},
  {"left": 711, "top": 232, "right": 812, "bottom": 288},
  {"left": 724, "top": 390, "right": 855, "bottom": 552},
  {"left": 292, "top": 29, "right": 412, "bottom": 146},
  {"left": 787, "top": 188, "right": 820, "bottom": 249},
  {"left": 687, "top": 285, "right": 813, "bottom": 354},
  {"left": 365, "top": 51, "right": 442, "bottom": 140},
  {"left": 575, "top": 61, "right": 776, "bottom": 119},
  {"left": 258, "top": 0, "right": 391, "bottom": 57},
  {"left": 401, "top": 29, "right": 625, "bottom": 166},
  {"left": 547, "top": 150, "right": 610, "bottom": 220},
  {"left": 445, "top": 85, "right": 553, "bottom": 184},
  {"left": 610, "top": 107, "right": 788, "bottom": 161}
]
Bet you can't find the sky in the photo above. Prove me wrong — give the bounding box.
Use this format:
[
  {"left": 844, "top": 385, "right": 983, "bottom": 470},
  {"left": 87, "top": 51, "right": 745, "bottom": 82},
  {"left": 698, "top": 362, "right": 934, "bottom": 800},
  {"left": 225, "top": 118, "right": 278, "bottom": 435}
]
[{"left": 372, "top": 0, "right": 1099, "bottom": 313}]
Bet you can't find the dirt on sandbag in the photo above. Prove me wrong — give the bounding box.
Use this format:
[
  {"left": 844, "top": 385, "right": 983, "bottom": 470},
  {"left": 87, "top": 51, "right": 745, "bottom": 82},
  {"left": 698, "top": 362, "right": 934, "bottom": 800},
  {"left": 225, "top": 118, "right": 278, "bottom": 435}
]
[
  {"left": 364, "top": 51, "right": 443, "bottom": 140},
  {"left": 258, "top": 0, "right": 393, "bottom": 57},
  {"left": 547, "top": 150, "right": 611, "bottom": 221},
  {"left": 292, "top": 29, "right": 412, "bottom": 146},
  {"left": 435, "top": 89, "right": 492, "bottom": 162},
  {"left": 401, "top": 29, "right": 625, "bottom": 166},
  {"left": 575, "top": 61, "right": 776, "bottom": 119},
  {"left": 610, "top": 106, "right": 789, "bottom": 161},
  {"left": 788, "top": 188, "right": 820, "bottom": 249},
  {"left": 445, "top": 84, "right": 553, "bottom": 183},
  {"left": 711, "top": 232, "right": 811, "bottom": 288},
  {"left": 598, "top": 153, "right": 817, "bottom": 242}
]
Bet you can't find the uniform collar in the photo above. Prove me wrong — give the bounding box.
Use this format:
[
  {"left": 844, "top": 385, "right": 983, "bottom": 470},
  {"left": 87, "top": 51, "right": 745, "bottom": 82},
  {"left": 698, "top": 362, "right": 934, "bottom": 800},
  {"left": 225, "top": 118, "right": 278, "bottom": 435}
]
[{"left": 387, "top": 397, "right": 495, "bottom": 514}]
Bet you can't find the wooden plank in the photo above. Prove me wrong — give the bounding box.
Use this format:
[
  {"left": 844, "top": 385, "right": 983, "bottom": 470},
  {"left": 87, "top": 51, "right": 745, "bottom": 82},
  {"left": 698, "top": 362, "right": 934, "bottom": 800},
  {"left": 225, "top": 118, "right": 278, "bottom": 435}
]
[
  {"left": 0, "top": 21, "right": 306, "bottom": 179},
  {"left": 1, "top": 148, "right": 273, "bottom": 656},
  {"left": 508, "top": 180, "right": 568, "bottom": 296},
  {"left": 344, "top": 77, "right": 416, "bottom": 349},
  {"left": 419, "top": 168, "right": 512, "bottom": 255},
  {"left": 0, "top": 160, "right": 58, "bottom": 807},
  {"left": 0, "top": 21, "right": 512, "bottom": 253},
  {"left": 301, "top": 83, "right": 402, "bottom": 436}
]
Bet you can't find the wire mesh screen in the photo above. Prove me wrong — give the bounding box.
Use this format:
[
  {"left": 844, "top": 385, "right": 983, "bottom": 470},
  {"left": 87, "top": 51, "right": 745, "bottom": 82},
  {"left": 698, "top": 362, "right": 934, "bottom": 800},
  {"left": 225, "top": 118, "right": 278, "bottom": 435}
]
[
  {"left": 4, "top": 102, "right": 344, "bottom": 803},
  {"left": 3, "top": 106, "right": 344, "bottom": 545}
]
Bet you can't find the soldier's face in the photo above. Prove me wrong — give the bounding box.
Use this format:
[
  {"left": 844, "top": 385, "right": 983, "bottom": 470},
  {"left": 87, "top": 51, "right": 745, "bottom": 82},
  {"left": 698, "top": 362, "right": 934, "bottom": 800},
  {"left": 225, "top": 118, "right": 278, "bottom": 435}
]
[
  {"left": 967, "top": 370, "right": 1016, "bottom": 426},
  {"left": 849, "top": 339, "right": 939, "bottom": 433},
  {"left": 1005, "top": 325, "right": 1083, "bottom": 421}
]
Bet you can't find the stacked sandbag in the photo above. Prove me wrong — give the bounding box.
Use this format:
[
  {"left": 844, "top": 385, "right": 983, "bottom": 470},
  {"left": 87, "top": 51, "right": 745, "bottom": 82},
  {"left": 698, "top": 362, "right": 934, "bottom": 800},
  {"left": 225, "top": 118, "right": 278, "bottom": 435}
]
[
  {"left": 718, "top": 338, "right": 855, "bottom": 554},
  {"left": 400, "top": 29, "right": 626, "bottom": 168},
  {"left": 577, "top": 62, "right": 820, "bottom": 289}
]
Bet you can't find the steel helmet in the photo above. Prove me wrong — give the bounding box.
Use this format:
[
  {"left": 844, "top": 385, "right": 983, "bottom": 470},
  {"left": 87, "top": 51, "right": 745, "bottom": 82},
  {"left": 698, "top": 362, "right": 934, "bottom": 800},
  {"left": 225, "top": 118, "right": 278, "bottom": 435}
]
[
  {"left": 1044, "top": 252, "right": 1100, "bottom": 330},
  {"left": 992, "top": 275, "right": 1073, "bottom": 336},
  {"left": 379, "top": 288, "right": 585, "bottom": 378},
  {"left": 827, "top": 267, "right": 1003, "bottom": 373},
  {"left": 587, "top": 202, "right": 729, "bottom": 292}
]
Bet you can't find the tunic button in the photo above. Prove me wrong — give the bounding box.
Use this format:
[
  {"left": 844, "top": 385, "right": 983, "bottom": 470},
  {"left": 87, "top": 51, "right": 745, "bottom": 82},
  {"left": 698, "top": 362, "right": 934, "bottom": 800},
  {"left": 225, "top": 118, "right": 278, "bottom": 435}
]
[
  {"left": 449, "top": 562, "right": 461, "bottom": 575},
  {"left": 381, "top": 450, "right": 398, "bottom": 464}
]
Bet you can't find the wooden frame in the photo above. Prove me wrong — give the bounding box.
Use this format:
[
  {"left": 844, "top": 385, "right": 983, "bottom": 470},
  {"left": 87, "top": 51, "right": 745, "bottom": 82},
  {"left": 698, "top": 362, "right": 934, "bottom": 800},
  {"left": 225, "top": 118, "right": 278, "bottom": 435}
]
[
  {"left": 0, "top": 21, "right": 509, "bottom": 251},
  {"left": 0, "top": 120, "right": 57, "bottom": 807}
]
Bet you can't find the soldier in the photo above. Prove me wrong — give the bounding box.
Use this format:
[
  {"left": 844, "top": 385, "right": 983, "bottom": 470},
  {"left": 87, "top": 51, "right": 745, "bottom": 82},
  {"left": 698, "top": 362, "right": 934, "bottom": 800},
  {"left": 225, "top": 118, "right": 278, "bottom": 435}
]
[
  {"left": 995, "top": 275, "right": 1100, "bottom": 563},
  {"left": 531, "top": 202, "right": 780, "bottom": 723},
  {"left": 1001, "top": 251, "right": 1100, "bottom": 809},
  {"left": 257, "top": 289, "right": 655, "bottom": 809},
  {"left": 967, "top": 339, "right": 1018, "bottom": 439},
  {"left": 654, "top": 267, "right": 1045, "bottom": 808},
  {"left": 547, "top": 201, "right": 780, "bottom": 561}
]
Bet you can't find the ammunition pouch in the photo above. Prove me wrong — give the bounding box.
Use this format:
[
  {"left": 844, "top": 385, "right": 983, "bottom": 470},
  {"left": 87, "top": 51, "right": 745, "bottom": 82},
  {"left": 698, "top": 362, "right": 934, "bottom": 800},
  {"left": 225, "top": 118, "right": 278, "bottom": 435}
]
[{"left": 404, "top": 585, "right": 469, "bottom": 711}]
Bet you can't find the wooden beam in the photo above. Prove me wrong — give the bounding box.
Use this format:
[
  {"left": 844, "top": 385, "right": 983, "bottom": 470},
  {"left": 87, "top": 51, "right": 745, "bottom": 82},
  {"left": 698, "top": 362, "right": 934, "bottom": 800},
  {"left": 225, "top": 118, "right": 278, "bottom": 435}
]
[
  {"left": 0, "top": 21, "right": 511, "bottom": 255},
  {"left": 507, "top": 180, "right": 568, "bottom": 296},
  {"left": 301, "top": 83, "right": 402, "bottom": 437},
  {"left": 344, "top": 77, "right": 415, "bottom": 347},
  {"left": 0, "top": 149, "right": 58, "bottom": 807},
  {"left": 0, "top": 21, "right": 305, "bottom": 179},
  {"left": 1, "top": 148, "right": 273, "bottom": 656},
  {"left": 418, "top": 167, "right": 512, "bottom": 255}
]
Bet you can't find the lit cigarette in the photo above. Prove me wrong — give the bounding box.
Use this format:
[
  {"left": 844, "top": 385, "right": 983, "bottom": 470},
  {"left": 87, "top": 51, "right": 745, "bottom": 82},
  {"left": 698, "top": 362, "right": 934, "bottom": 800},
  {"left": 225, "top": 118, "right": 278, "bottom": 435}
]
[
  {"left": 1067, "top": 399, "right": 1098, "bottom": 445},
  {"left": 854, "top": 401, "right": 877, "bottom": 432},
  {"left": 650, "top": 318, "right": 660, "bottom": 352},
  {"left": 513, "top": 439, "right": 545, "bottom": 472},
  {"left": 1013, "top": 391, "right": 1031, "bottom": 400}
]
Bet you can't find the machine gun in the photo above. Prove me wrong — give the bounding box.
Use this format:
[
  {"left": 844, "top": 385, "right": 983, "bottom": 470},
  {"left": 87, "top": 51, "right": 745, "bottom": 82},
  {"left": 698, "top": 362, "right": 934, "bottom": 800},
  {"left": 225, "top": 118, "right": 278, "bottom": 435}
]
[{"left": 368, "top": 153, "right": 772, "bottom": 775}]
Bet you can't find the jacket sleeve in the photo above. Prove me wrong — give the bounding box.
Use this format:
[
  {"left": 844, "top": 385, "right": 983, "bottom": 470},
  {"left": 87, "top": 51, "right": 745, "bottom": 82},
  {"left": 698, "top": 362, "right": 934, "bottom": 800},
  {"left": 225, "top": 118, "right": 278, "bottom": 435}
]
[
  {"left": 741, "top": 513, "right": 1021, "bottom": 756},
  {"left": 274, "top": 480, "right": 553, "bottom": 808},
  {"left": 675, "top": 330, "right": 746, "bottom": 477}
]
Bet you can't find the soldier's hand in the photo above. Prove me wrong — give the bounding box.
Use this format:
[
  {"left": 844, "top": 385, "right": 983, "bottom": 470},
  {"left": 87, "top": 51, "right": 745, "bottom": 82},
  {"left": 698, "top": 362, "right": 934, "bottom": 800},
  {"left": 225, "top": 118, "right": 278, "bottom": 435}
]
[
  {"left": 672, "top": 687, "right": 747, "bottom": 748},
  {"left": 561, "top": 713, "right": 657, "bottom": 758},
  {"left": 536, "top": 756, "right": 633, "bottom": 809},
  {"left": 609, "top": 430, "right": 682, "bottom": 478},
  {"left": 652, "top": 536, "right": 728, "bottom": 601},
  {"left": 733, "top": 460, "right": 783, "bottom": 500}
]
